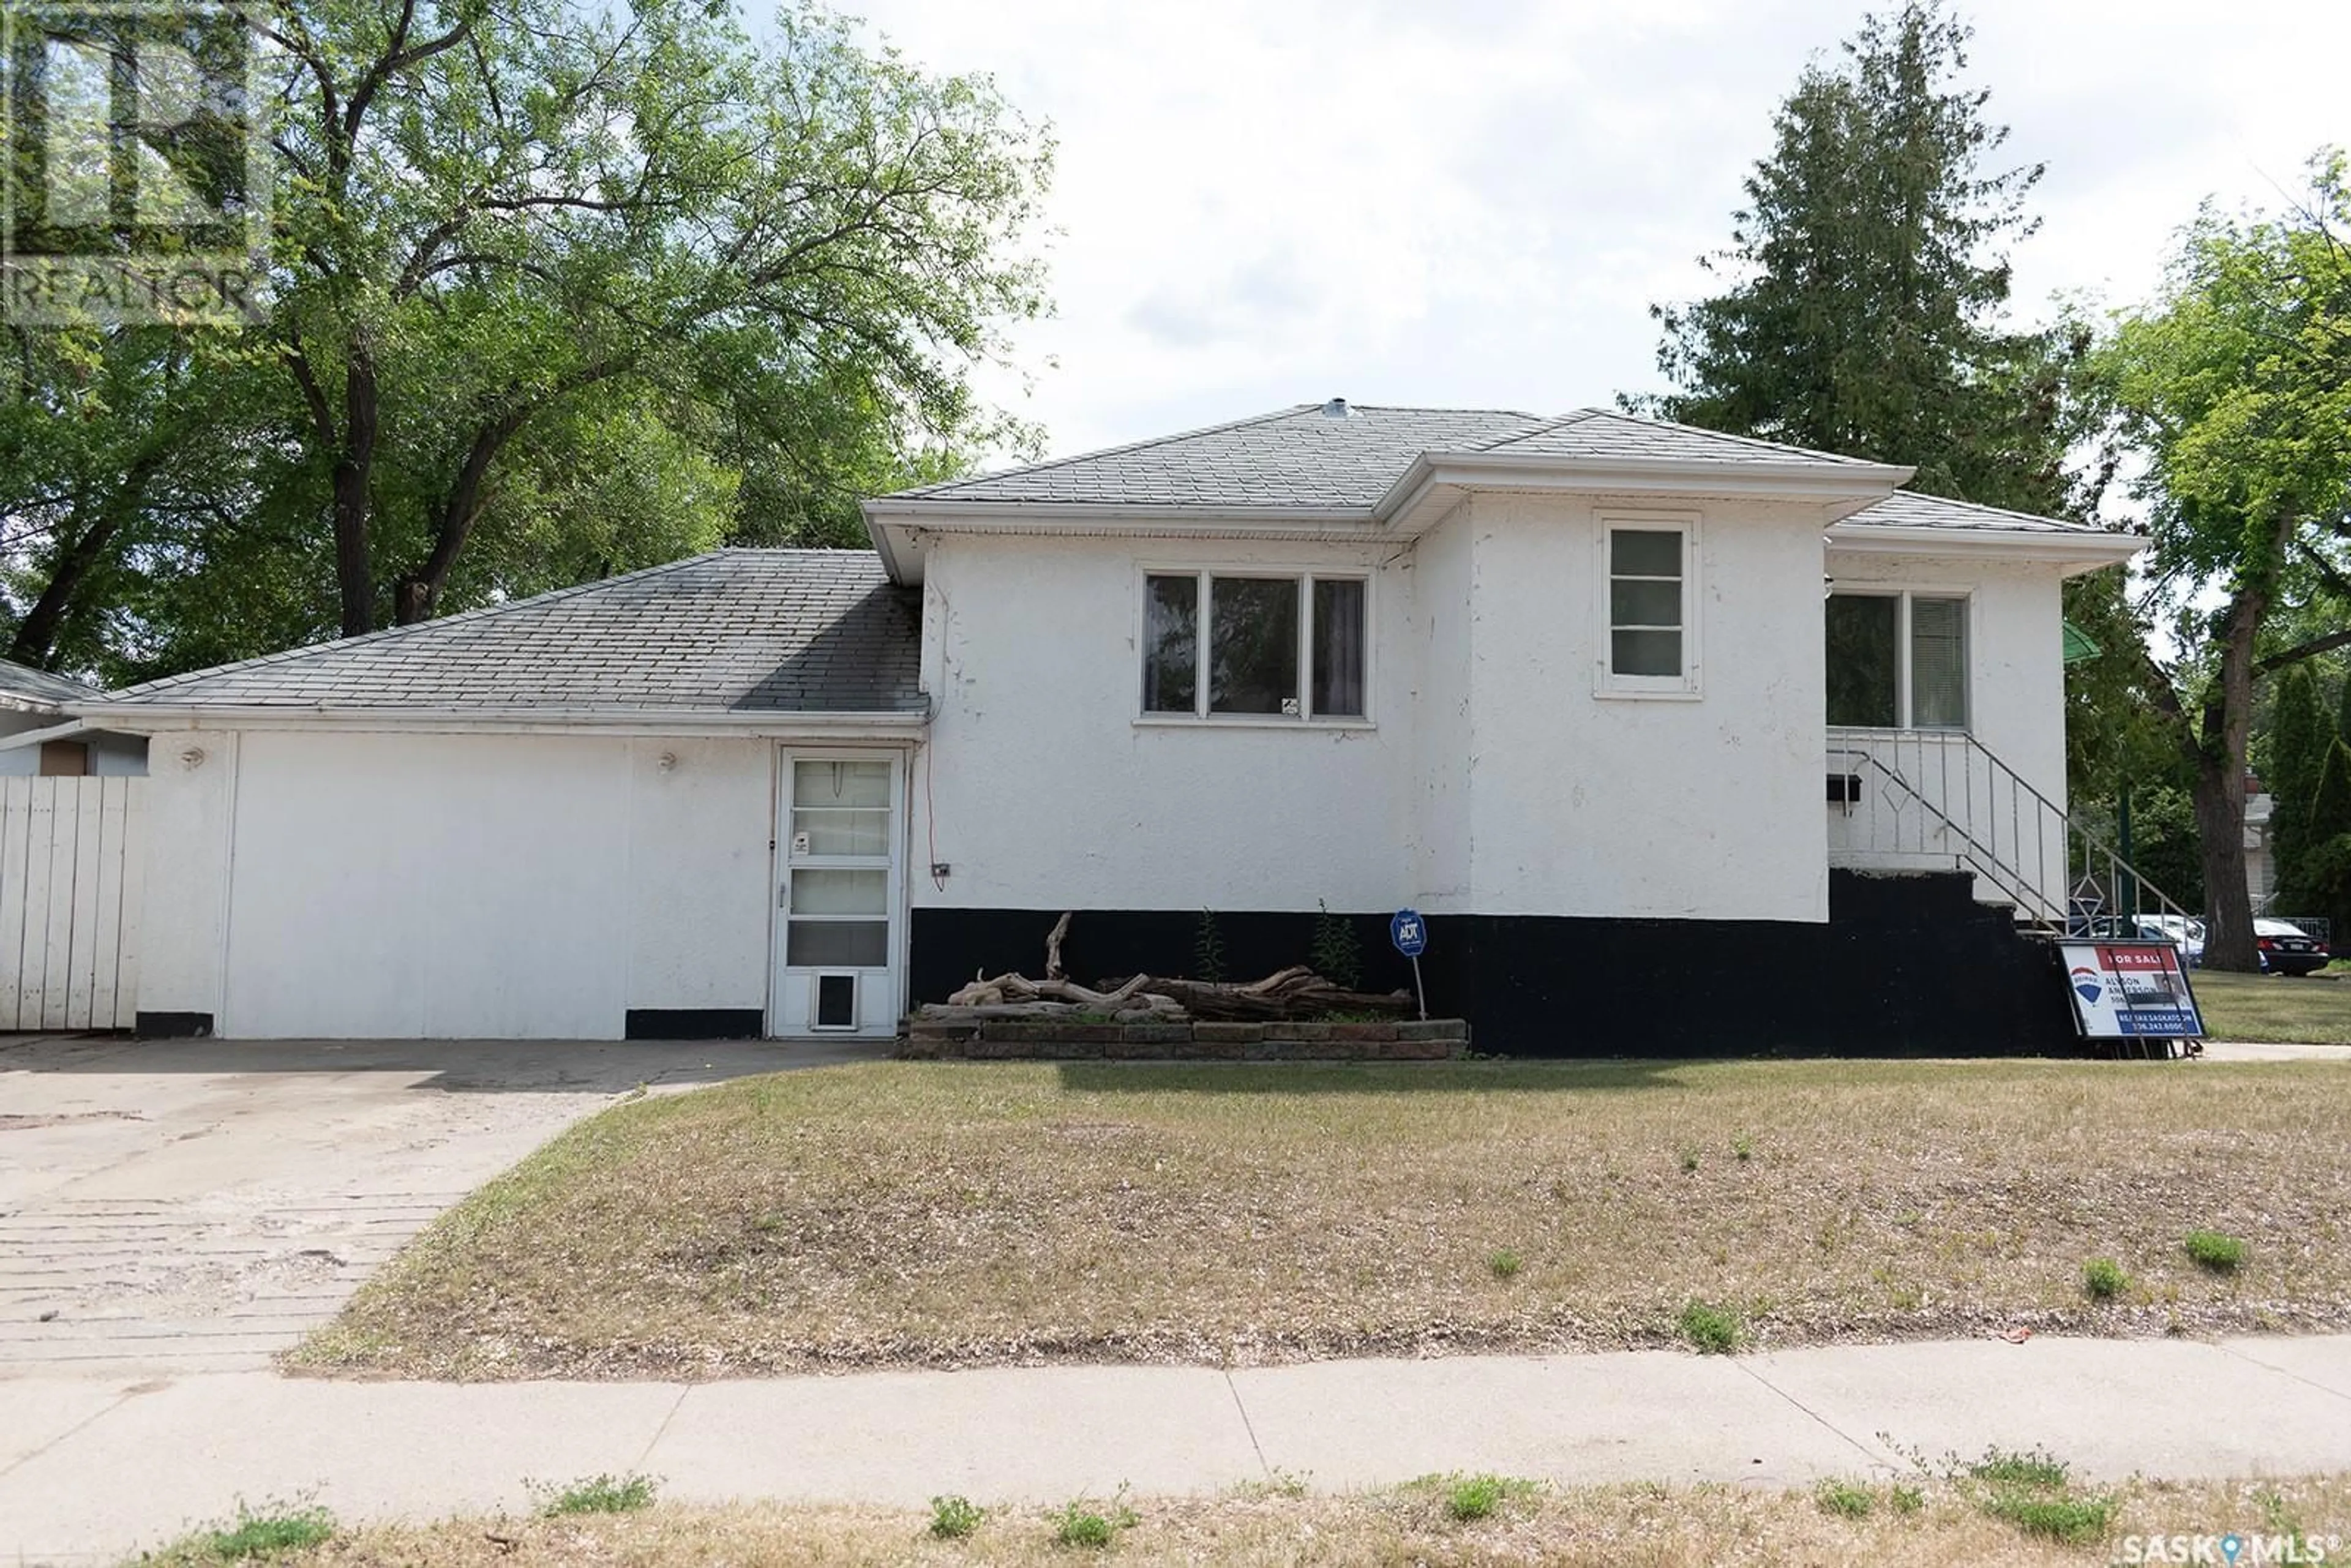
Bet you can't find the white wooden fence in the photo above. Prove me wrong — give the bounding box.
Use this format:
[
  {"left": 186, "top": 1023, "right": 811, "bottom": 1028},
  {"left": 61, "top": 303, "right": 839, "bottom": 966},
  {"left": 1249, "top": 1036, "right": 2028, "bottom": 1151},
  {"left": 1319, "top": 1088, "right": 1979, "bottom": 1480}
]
[{"left": 0, "top": 777, "right": 145, "bottom": 1030}]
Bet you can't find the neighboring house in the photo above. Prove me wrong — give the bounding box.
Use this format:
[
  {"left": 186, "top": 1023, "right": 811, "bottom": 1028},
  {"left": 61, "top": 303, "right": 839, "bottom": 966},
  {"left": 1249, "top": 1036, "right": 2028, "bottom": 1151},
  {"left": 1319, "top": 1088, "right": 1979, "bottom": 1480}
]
[
  {"left": 0, "top": 660, "right": 146, "bottom": 776},
  {"left": 2246, "top": 786, "right": 2276, "bottom": 913},
  {"left": 76, "top": 402, "right": 2143, "bottom": 1049}
]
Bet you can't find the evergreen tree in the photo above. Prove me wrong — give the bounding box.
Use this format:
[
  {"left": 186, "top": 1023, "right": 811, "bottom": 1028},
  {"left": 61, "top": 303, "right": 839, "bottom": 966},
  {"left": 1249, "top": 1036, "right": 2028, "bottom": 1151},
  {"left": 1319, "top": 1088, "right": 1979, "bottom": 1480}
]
[
  {"left": 2267, "top": 665, "right": 2328, "bottom": 909},
  {"left": 2298, "top": 739, "right": 2351, "bottom": 940},
  {"left": 1633, "top": 1, "right": 2064, "bottom": 513}
]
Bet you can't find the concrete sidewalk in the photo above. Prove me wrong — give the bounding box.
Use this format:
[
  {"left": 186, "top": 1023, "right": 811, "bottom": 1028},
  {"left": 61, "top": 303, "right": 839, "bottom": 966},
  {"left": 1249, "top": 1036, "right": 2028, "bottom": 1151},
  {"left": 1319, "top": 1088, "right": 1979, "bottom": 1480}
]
[{"left": 5, "top": 1334, "right": 2349, "bottom": 1564}]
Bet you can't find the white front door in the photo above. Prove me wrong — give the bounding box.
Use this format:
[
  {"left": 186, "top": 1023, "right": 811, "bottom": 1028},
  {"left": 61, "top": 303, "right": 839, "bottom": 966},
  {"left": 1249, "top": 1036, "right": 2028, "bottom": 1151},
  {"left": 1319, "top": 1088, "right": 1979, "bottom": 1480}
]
[{"left": 770, "top": 751, "right": 904, "bottom": 1037}]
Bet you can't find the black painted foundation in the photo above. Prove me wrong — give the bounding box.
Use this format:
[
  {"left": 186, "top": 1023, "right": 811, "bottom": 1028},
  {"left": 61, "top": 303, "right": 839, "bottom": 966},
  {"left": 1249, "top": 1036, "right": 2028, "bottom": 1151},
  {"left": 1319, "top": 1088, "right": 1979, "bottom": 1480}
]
[
  {"left": 909, "top": 871, "right": 2080, "bottom": 1057},
  {"left": 624, "top": 1007, "right": 765, "bottom": 1040}
]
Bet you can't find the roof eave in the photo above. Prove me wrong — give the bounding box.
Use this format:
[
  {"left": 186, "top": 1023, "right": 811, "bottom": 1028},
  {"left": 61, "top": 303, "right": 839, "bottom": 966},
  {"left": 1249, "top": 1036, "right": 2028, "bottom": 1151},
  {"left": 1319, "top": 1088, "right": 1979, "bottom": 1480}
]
[
  {"left": 1374, "top": 452, "right": 1913, "bottom": 531},
  {"left": 1826, "top": 522, "right": 2146, "bottom": 574},
  {"left": 67, "top": 703, "right": 934, "bottom": 737}
]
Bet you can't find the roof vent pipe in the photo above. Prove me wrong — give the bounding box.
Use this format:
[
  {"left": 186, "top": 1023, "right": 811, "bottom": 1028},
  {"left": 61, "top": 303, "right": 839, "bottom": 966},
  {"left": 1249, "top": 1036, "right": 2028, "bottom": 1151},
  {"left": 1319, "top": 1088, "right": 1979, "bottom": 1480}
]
[{"left": 1323, "top": 397, "right": 1349, "bottom": 418}]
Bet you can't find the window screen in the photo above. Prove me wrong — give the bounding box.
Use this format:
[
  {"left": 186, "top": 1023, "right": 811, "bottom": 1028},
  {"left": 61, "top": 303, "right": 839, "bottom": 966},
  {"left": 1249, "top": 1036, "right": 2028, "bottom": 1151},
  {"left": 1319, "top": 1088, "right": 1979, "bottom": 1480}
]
[
  {"left": 1910, "top": 596, "right": 1968, "bottom": 729},
  {"left": 1825, "top": 595, "right": 1900, "bottom": 727},
  {"left": 1608, "top": 528, "right": 1684, "bottom": 678}
]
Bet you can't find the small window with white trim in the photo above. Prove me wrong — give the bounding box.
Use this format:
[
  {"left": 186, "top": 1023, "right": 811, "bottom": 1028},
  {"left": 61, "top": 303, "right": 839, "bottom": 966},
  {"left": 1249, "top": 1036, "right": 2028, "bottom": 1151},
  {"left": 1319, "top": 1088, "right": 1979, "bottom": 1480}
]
[
  {"left": 1599, "top": 519, "right": 1699, "bottom": 695},
  {"left": 1142, "top": 572, "right": 1367, "bottom": 721},
  {"left": 1825, "top": 590, "right": 1969, "bottom": 729}
]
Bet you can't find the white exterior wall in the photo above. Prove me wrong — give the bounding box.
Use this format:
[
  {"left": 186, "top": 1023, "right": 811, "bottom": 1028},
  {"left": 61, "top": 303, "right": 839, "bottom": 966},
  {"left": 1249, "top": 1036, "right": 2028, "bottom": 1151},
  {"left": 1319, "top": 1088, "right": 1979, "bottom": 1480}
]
[
  {"left": 136, "top": 730, "right": 779, "bottom": 1038},
  {"left": 916, "top": 492, "right": 1836, "bottom": 925},
  {"left": 914, "top": 533, "right": 1412, "bottom": 912},
  {"left": 1438, "top": 493, "right": 1830, "bottom": 921}
]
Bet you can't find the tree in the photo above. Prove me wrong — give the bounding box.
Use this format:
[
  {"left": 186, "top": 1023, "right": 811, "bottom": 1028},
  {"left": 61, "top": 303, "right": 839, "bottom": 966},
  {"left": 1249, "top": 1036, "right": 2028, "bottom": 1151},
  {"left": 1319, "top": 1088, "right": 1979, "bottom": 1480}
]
[
  {"left": 2094, "top": 154, "right": 2351, "bottom": 969},
  {"left": 1633, "top": 1, "right": 2069, "bottom": 514},
  {"left": 2265, "top": 664, "right": 2328, "bottom": 908},
  {"left": 2297, "top": 738, "right": 2351, "bottom": 940},
  {"left": 2, "top": 0, "right": 1051, "bottom": 669},
  {"left": 254, "top": 0, "right": 1049, "bottom": 634}
]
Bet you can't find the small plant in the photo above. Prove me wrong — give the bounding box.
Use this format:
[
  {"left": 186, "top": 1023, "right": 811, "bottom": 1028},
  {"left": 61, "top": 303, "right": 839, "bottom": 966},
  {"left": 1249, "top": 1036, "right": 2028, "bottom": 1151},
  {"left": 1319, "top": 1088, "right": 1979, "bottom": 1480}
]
[
  {"left": 1050, "top": 1490, "right": 1138, "bottom": 1549},
  {"left": 1678, "top": 1299, "right": 1739, "bottom": 1354},
  {"left": 2184, "top": 1229, "right": 2245, "bottom": 1272},
  {"left": 1487, "top": 1248, "right": 1523, "bottom": 1280},
  {"left": 1193, "top": 908, "right": 1228, "bottom": 983},
  {"left": 930, "top": 1495, "right": 984, "bottom": 1539},
  {"left": 1889, "top": 1484, "right": 1925, "bottom": 1515},
  {"left": 1308, "top": 900, "right": 1362, "bottom": 989},
  {"left": 1966, "top": 1447, "right": 2069, "bottom": 1488},
  {"left": 1442, "top": 1473, "right": 1535, "bottom": 1521},
  {"left": 164, "top": 1504, "right": 337, "bottom": 1562},
  {"left": 1731, "top": 1134, "right": 1753, "bottom": 1161},
  {"left": 1678, "top": 1144, "right": 1701, "bottom": 1174},
  {"left": 1979, "top": 1488, "right": 2117, "bottom": 1544},
  {"left": 534, "top": 1472, "right": 656, "bottom": 1517},
  {"left": 2082, "top": 1256, "right": 2128, "bottom": 1300},
  {"left": 1815, "top": 1480, "right": 1873, "bottom": 1518}
]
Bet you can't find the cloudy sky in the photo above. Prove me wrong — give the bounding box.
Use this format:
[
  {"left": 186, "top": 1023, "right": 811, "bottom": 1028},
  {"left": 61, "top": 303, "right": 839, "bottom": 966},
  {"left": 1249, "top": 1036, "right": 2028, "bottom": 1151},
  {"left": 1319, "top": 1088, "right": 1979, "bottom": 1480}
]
[{"left": 849, "top": 0, "right": 2348, "bottom": 475}]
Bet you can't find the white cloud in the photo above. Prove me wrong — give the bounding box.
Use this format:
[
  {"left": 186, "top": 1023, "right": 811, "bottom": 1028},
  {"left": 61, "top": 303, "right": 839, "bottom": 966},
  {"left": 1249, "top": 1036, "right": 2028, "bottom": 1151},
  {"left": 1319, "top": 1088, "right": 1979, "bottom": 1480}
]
[{"left": 851, "top": 0, "right": 2351, "bottom": 462}]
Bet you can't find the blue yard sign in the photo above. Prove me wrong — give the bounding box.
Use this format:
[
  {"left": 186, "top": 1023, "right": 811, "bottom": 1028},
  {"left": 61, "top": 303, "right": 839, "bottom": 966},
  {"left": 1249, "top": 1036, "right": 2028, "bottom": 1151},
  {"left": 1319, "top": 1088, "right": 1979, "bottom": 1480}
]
[
  {"left": 1390, "top": 909, "right": 1427, "bottom": 956},
  {"left": 1390, "top": 909, "right": 1428, "bottom": 1021}
]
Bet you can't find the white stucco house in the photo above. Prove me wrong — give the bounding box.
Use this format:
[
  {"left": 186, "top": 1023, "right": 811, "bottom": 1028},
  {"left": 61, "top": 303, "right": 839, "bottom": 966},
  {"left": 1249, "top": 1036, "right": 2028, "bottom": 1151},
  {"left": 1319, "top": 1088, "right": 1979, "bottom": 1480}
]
[{"left": 75, "top": 402, "right": 2144, "bottom": 1050}]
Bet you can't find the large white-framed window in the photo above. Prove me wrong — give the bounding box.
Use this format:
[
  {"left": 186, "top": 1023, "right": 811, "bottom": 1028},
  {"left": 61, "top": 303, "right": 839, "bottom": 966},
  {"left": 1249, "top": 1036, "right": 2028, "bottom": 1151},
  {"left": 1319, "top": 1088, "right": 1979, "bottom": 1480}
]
[
  {"left": 1595, "top": 513, "right": 1701, "bottom": 697},
  {"left": 1824, "top": 589, "right": 1970, "bottom": 729},
  {"left": 1139, "top": 569, "right": 1370, "bottom": 724}
]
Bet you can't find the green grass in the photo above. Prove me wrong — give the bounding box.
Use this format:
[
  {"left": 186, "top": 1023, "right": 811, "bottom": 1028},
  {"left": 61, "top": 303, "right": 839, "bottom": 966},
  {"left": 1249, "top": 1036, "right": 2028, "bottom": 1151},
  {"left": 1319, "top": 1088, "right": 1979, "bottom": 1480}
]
[
  {"left": 1678, "top": 1299, "right": 1740, "bottom": 1354},
  {"left": 1487, "top": 1248, "right": 1523, "bottom": 1280},
  {"left": 2189, "top": 969, "right": 2351, "bottom": 1044},
  {"left": 1967, "top": 1448, "right": 2070, "bottom": 1488},
  {"left": 147, "top": 1504, "right": 337, "bottom": 1562},
  {"left": 2184, "top": 1229, "right": 2246, "bottom": 1272},
  {"left": 1978, "top": 1489, "right": 2118, "bottom": 1544},
  {"left": 929, "top": 1495, "right": 984, "bottom": 1539},
  {"left": 1440, "top": 1474, "right": 1537, "bottom": 1522},
  {"left": 2083, "top": 1256, "right": 2129, "bottom": 1300},
  {"left": 533, "top": 1473, "right": 655, "bottom": 1517},
  {"left": 1048, "top": 1494, "right": 1138, "bottom": 1548},
  {"left": 1815, "top": 1480, "right": 1874, "bottom": 1518}
]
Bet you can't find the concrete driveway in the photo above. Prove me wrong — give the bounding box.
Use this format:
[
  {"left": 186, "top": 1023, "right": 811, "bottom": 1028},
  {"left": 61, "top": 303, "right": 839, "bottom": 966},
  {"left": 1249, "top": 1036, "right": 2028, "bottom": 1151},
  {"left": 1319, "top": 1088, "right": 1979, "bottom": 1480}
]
[{"left": 0, "top": 1035, "right": 873, "bottom": 1378}]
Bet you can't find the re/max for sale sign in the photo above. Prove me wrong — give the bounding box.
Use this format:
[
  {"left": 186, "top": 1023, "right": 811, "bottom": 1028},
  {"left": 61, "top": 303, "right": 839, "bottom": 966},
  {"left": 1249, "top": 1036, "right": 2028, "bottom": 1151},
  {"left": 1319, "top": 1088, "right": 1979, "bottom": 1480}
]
[{"left": 2058, "top": 941, "right": 2206, "bottom": 1040}]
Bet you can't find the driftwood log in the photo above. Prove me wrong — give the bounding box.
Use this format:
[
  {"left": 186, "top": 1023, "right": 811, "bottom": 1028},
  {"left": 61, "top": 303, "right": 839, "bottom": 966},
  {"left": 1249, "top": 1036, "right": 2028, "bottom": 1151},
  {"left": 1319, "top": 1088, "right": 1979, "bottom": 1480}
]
[{"left": 938, "top": 917, "right": 1414, "bottom": 1021}]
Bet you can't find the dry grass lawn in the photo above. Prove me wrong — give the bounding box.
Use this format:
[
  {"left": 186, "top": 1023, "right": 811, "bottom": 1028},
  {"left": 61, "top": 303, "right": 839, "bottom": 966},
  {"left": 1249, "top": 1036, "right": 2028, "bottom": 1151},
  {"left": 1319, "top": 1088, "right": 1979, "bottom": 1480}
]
[
  {"left": 2194, "top": 969, "right": 2351, "bottom": 1044},
  {"left": 143, "top": 1474, "right": 2351, "bottom": 1567},
  {"left": 293, "top": 1057, "right": 2351, "bottom": 1380}
]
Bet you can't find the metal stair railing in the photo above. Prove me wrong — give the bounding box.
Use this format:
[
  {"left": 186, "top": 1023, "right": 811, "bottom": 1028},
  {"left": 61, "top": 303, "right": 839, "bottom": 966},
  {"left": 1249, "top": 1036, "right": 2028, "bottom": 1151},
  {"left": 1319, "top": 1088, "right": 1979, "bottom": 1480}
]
[{"left": 1826, "top": 727, "right": 2195, "bottom": 935}]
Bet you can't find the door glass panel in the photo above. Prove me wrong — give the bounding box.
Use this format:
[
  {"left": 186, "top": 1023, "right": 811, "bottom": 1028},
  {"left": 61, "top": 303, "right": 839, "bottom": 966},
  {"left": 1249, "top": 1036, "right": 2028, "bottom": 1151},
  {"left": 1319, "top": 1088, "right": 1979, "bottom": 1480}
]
[
  {"left": 1826, "top": 594, "right": 1899, "bottom": 727},
  {"left": 1910, "top": 596, "right": 1968, "bottom": 729},
  {"left": 793, "top": 759, "right": 890, "bottom": 809},
  {"left": 791, "top": 808, "right": 888, "bottom": 857},
  {"left": 787, "top": 920, "right": 888, "bottom": 966},
  {"left": 790, "top": 869, "right": 887, "bottom": 914}
]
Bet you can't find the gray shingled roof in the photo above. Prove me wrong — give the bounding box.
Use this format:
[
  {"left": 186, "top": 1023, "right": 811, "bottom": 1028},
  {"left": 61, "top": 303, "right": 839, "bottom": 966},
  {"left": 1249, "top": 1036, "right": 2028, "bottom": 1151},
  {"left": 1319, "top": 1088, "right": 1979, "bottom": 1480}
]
[
  {"left": 890, "top": 404, "right": 1544, "bottom": 508},
  {"left": 97, "top": 550, "right": 923, "bottom": 713},
  {"left": 1838, "top": 490, "right": 2113, "bottom": 536},
  {"left": 1474, "top": 410, "right": 1881, "bottom": 467},
  {"left": 884, "top": 403, "right": 1894, "bottom": 511},
  {"left": 0, "top": 659, "right": 102, "bottom": 713}
]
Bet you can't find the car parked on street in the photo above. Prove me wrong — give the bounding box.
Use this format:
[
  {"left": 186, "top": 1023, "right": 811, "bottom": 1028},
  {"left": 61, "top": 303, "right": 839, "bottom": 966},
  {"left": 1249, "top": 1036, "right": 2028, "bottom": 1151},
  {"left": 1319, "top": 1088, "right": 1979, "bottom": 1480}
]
[
  {"left": 2134, "top": 914, "right": 2205, "bottom": 967},
  {"left": 2254, "top": 918, "right": 2330, "bottom": 976}
]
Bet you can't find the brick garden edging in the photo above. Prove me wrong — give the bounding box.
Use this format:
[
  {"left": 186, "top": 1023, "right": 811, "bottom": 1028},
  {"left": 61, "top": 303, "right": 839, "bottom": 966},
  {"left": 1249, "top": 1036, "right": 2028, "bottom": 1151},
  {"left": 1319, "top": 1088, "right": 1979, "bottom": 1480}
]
[{"left": 896, "top": 1018, "right": 1471, "bottom": 1061}]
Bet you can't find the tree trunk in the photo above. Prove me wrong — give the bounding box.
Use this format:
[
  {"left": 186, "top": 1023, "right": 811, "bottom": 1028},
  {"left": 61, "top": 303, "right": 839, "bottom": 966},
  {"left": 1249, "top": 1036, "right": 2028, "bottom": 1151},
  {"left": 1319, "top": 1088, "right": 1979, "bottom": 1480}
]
[
  {"left": 393, "top": 407, "right": 532, "bottom": 625},
  {"left": 6, "top": 452, "right": 160, "bottom": 666},
  {"left": 2191, "top": 551, "right": 2280, "bottom": 972},
  {"left": 331, "top": 348, "right": 380, "bottom": 637}
]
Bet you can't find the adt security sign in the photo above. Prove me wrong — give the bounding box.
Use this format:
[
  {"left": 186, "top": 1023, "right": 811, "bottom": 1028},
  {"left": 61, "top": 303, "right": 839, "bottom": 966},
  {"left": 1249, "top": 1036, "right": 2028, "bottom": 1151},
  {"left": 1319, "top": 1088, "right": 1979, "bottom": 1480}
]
[
  {"left": 1391, "top": 908, "right": 1428, "bottom": 1020},
  {"left": 1390, "top": 909, "right": 1428, "bottom": 957}
]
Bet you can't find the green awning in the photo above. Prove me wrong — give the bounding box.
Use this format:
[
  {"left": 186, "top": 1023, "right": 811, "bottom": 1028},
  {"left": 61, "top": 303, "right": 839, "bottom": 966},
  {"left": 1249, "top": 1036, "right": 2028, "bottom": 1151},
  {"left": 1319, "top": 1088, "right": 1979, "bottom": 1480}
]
[{"left": 2061, "top": 620, "right": 2102, "bottom": 665}]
